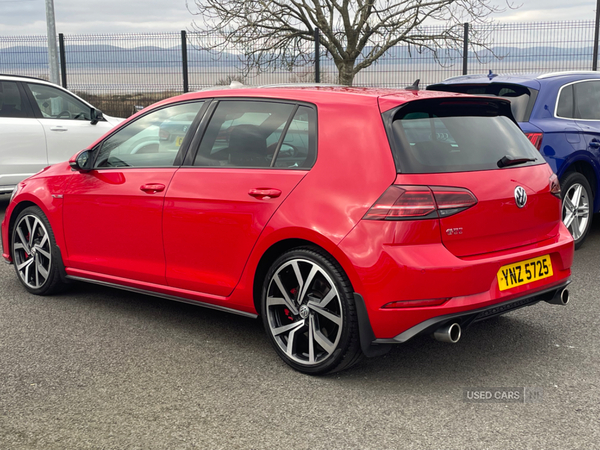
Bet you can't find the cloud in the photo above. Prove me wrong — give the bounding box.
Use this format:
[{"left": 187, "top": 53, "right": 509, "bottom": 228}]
[{"left": 0, "top": 0, "right": 595, "bottom": 36}]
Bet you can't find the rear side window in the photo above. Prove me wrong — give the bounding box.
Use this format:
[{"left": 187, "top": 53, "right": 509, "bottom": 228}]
[
  {"left": 384, "top": 99, "right": 542, "bottom": 174},
  {"left": 556, "top": 84, "right": 574, "bottom": 118},
  {"left": 194, "top": 100, "right": 317, "bottom": 169}
]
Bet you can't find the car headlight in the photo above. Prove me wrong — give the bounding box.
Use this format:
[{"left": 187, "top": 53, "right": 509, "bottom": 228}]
[{"left": 9, "top": 185, "right": 21, "bottom": 203}]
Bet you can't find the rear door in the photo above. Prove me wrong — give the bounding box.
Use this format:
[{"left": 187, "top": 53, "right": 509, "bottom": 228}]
[
  {"left": 163, "top": 99, "right": 316, "bottom": 296},
  {"left": 383, "top": 97, "right": 560, "bottom": 257}
]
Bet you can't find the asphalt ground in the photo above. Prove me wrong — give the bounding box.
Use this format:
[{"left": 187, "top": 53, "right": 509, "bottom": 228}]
[{"left": 0, "top": 195, "right": 599, "bottom": 450}]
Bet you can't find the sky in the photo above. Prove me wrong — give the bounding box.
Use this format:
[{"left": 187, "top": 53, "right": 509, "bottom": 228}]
[{"left": 0, "top": 0, "right": 597, "bottom": 36}]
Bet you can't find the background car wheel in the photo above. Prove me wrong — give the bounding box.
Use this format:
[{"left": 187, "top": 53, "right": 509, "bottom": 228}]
[
  {"left": 11, "top": 206, "right": 67, "bottom": 295},
  {"left": 561, "top": 171, "right": 593, "bottom": 249},
  {"left": 261, "top": 247, "right": 362, "bottom": 375}
]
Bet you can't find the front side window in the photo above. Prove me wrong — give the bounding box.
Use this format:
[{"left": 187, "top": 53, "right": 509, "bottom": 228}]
[
  {"left": 193, "top": 100, "right": 317, "bottom": 169},
  {"left": 95, "top": 101, "right": 204, "bottom": 168},
  {"left": 27, "top": 83, "right": 91, "bottom": 120},
  {"left": 0, "top": 81, "right": 30, "bottom": 118},
  {"left": 574, "top": 81, "right": 600, "bottom": 120}
]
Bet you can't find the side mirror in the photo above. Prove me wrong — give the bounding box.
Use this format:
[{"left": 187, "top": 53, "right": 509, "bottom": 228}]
[
  {"left": 90, "top": 108, "right": 104, "bottom": 125},
  {"left": 69, "top": 149, "right": 93, "bottom": 172}
]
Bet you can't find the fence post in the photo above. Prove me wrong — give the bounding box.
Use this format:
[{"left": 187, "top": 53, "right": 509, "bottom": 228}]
[
  {"left": 181, "top": 30, "right": 189, "bottom": 93},
  {"left": 58, "top": 33, "right": 67, "bottom": 88},
  {"left": 593, "top": 0, "right": 600, "bottom": 70},
  {"left": 314, "top": 27, "right": 320, "bottom": 83},
  {"left": 462, "top": 23, "right": 469, "bottom": 75}
]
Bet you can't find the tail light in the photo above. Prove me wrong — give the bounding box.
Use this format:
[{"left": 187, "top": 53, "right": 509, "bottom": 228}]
[
  {"left": 549, "top": 173, "right": 561, "bottom": 198},
  {"left": 364, "top": 185, "right": 477, "bottom": 220},
  {"left": 159, "top": 128, "right": 170, "bottom": 141},
  {"left": 525, "top": 132, "right": 543, "bottom": 150}
]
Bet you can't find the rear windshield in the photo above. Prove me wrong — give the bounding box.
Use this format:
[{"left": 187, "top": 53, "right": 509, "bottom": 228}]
[
  {"left": 384, "top": 99, "right": 543, "bottom": 174},
  {"left": 426, "top": 83, "right": 538, "bottom": 122}
]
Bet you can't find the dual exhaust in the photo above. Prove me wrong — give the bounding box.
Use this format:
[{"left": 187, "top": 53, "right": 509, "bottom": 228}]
[{"left": 432, "top": 288, "right": 570, "bottom": 344}]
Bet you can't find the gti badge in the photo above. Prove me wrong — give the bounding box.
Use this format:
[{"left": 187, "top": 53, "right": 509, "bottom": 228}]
[{"left": 515, "top": 186, "right": 527, "bottom": 208}]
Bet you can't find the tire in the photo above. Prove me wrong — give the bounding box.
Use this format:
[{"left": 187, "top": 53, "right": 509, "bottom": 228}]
[
  {"left": 561, "top": 171, "right": 593, "bottom": 250},
  {"left": 261, "top": 247, "right": 362, "bottom": 375},
  {"left": 11, "top": 206, "right": 67, "bottom": 295}
]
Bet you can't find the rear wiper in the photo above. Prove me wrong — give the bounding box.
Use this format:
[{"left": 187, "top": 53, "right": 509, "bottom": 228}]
[{"left": 497, "top": 155, "right": 537, "bottom": 168}]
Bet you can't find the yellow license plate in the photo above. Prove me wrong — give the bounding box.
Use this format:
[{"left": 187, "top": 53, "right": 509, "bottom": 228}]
[
  {"left": 175, "top": 136, "right": 184, "bottom": 146},
  {"left": 497, "top": 255, "right": 553, "bottom": 291}
]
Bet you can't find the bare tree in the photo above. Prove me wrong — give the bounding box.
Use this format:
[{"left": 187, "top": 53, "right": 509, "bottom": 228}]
[{"left": 187, "top": 0, "right": 502, "bottom": 86}]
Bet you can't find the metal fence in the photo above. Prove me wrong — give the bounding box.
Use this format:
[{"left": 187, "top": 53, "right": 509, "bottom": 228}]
[{"left": 1, "top": 21, "right": 597, "bottom": 117}]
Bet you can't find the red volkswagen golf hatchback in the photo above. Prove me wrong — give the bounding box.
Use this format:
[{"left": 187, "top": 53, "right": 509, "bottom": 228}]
[{"left": 1, "top": 86, "right": 574, "bottom": 374}]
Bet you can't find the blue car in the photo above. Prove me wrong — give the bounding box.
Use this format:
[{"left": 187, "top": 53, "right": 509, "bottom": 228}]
[{"left": 428, "top": 71, "right": 600, "bottom": 248}]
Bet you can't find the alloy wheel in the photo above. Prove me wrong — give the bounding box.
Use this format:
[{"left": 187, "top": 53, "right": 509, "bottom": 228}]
[
  {"left": 265, "top": 258, "right": 344, "bottom": 366},
  {"left": 13, "top": 214, "right": 52, "bottom": 289},
  {"left": 562, "top": 182, "right": 590, "bottom": 241}
]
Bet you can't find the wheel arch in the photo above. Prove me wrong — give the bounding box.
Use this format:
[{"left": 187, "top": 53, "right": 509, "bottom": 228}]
[
  {"left": 6, "top": 200, "right": 40, "bottom": 257},
  {"left": 251, "top": 237, "right": 361, "bottom": 316},
  {"left": 559, "top": 158, "right": 598, "bottom": 212}
]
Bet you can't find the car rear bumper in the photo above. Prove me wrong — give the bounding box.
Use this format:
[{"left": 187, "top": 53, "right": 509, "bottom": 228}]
[
  {"left": 339, "top": 220, "right": 574, "bottom": 341},
  {"left": 372, "top": 280, "right": 570, "bottom": 345}
]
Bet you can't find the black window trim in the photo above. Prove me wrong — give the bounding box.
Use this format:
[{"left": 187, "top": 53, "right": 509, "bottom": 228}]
[
  {"left": 555, "top": 79, "right": 600, "bottom": 121},
  {"left": 88, "top": 99, "right": 210, "bottom": 170},
  {"left": 182, "top": 97, "right": 318, "bottom": 170}
]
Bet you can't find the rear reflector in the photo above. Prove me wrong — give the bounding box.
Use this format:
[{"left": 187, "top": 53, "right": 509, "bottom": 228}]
[
  {"left": 383, "top": 298, "right": 449, "bottom": 308},
  {"left": 364, "top": 185, "right": 477, "bottom": 220},
  {"left": 525, "top": 132, "right": 543, "bottom": 150}
]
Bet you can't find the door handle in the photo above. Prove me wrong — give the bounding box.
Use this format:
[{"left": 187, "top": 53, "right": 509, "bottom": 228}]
[
  {"left": 140, "top": 183, "right": 166, "bottom": 194},
  {"left": 590, "top": 139, "right": 600, "bottom": 149},
  {"left": 50, "top": 126, "right": 68, "bottom": 132},
  {"left": 248, "top": 188, "right": 282, "bottom": 200}
]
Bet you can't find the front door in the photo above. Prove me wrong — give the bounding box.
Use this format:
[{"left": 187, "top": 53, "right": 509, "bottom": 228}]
[{"left": 62, "top": 101, "right": 206, "bottom": 284}]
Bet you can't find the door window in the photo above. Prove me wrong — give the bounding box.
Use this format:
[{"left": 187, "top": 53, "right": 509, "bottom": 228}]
[
  {"left": 194, "top": 100, "right": 301, "bottom": 168},
  {"left": 95, "top": 101, "right": 204, "bottom": 168},
  {"left": 0, "top": 81, "right": 31, "bottom": 118},
  {"left": 574, "top": 81, "right": 600, "bottom": 120},
  {"left": 26, "top": 83, "right": 91, "bottom": 120}
]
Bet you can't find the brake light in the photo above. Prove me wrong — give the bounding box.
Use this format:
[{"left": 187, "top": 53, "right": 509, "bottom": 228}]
[
  {"left": 363, "top": 186, "right": 436, "bottom": 220},
  {"left": 549, "top": 173, "right": 561, "bottom": 198},
  {"left": 364, "top": 186, "right": 477, "bottom": 220},
  {"left": 525, "top": 132, "right": 543, "bottom": 150}
]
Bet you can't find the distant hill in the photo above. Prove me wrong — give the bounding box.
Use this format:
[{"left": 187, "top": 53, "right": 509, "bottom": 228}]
[{"left": 0, "top": 43, "right": 593, "bottom": 71}]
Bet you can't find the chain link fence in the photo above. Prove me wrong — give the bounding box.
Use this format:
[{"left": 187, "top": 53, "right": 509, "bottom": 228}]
[{"left": 1, "top": 21, "right": 597, "bottom": 117}]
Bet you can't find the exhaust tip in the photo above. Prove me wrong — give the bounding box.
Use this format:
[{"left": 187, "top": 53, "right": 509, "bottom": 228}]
[
  {"left": 433, "top": 322, "right": 461, "bottom": 344},
  {"left": 546, "top": 287, "right": 570, "bottom": 306},
  {"left": 561, "top": 288, "right": 569, "bottom": 305}
]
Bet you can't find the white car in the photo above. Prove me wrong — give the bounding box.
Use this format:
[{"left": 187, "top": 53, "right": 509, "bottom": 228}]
[{"left": 0, "top": 74, "right": 123, "bottom": 194}]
